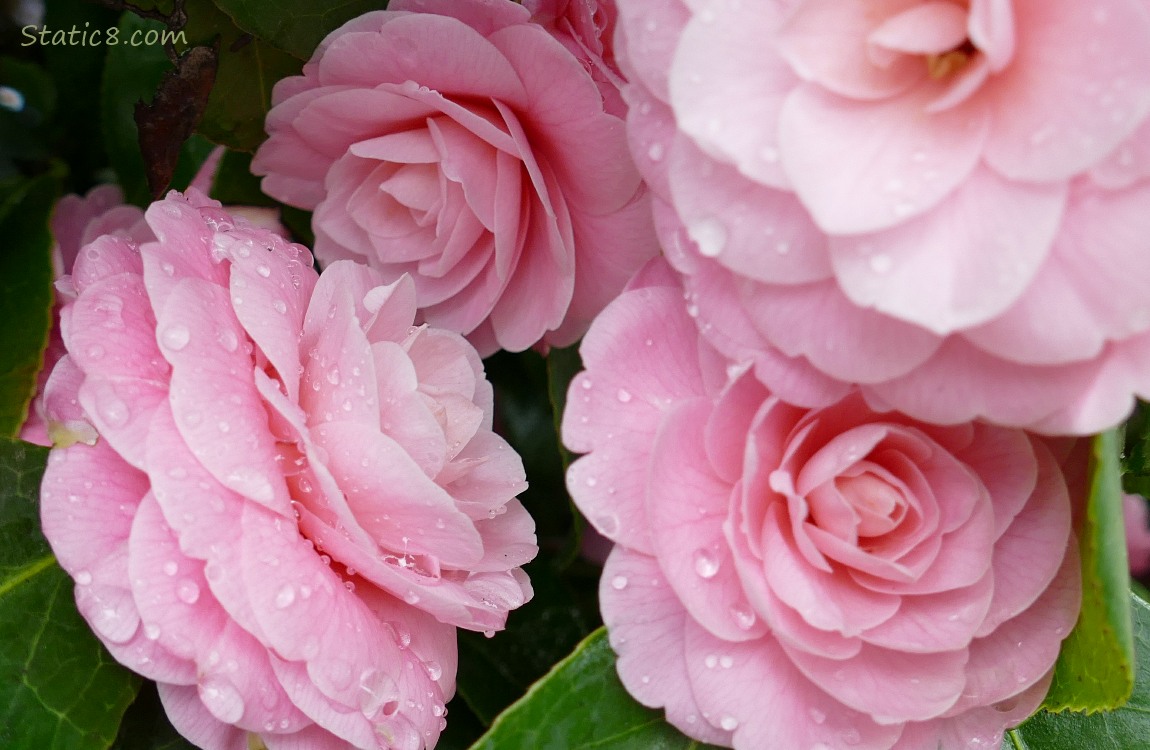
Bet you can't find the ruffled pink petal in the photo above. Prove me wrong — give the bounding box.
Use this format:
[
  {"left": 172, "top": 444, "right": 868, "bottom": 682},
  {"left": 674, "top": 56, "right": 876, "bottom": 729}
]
[
  {"left": 829, "top": 165, "right": 1065, "bottom": 334},
  {"left": 683, "top": 618, "right": 901, "bottom": 748},
  {"left": 648, "top": 400, "right": 768, "bottom": 642},
  {"left": 774, "top": 0, "right": 925, "bottom": 100},
  {"left": 778, "top": 81, "right": 990, "bottom": 234},
  {"left": 599, "top": 548, "right": 732, "bottom": 746},
  {"left": 158, "top": 278, "right": 291, "bottom": 513},
  {"left": 669, "top": 1, "right": 794, "bottom": 188},
  {"left": 981, "top": 0, "right": 1150, "bottom": 181},
  {"left": 158, "top": 684, "right": 248, "bottom": 750}
]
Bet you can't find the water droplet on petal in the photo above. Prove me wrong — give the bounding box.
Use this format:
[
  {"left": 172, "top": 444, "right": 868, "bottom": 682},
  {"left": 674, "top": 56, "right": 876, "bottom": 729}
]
[
  {"left": 275, "top": 584, "right": 296, "bottom": 609},
  {"left": 704, "top": 654, "right": 718, "bottom": 669},
  {"left": 869, "top": 254, "right": 893, "bottom": 274},
  {"left": 161, "top": 325, "right": 190, "bottom": 351},
  {"left": 75, "top": 570, "right": 92, "bottom": 586},
  {"left": 809, "top": 708, "right": 826, "bottom": 724},
  {"left": 719, "top": 715, "right": 738, "bottom": 731},
  {"left": 162, "top": 561, "right": 178, "bottom": 576},
  {"left": 610, "top": 575, "right": 628, "bottom": 590},
  {"left": 647, "top": 142, "right": 665, "bottom": 161},
  {"left": 176, "top": 580, "right": 200, "bottom": 604},
  {"left": 256, "top": 264, "right": 271, "bottom": 278},
  {"left": 689, "top": 217, "right": 727, "bottom": 258},
  {"left": 693, "top": 548, "right": 720, "bottom": 579},
  {"left": 424, "top": 660, "right": 443, "bottom": 681},
  {"left": 616, "top": 388, "right": 632, "bottom": 403},
  {"left": 99, "top": 397, "right": 130, "bottom": 428},
  {"left": 200, "top": 675, "right": 245, "bottom": 724}
]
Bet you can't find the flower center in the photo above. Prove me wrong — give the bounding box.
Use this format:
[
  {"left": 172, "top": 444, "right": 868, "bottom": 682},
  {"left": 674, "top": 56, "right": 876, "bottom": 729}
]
[
  {"left": 835, "top": 472, "right": 905, "bottom": 538},
  {"left": 926, "top": 39, "right": 978, "bottom": 78}
]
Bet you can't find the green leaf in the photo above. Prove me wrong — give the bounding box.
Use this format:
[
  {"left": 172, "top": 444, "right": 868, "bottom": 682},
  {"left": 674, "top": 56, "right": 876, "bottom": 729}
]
[
  {"left": 0, "top": 174, "right": 58, "bottom": 438},
  {"left": 456, "top": 561, "right": 598, "bottom": 725},
  {"left": 110, "top": 682, "right": 196, "bottom": 750},
  {"left": 0, "top": 57, "right": 58, "bottom": 173},
  {"left": 1006, "top": 593, "right": 1150, "bottom": 749},
  {"left": 209, "top": 149, "right": 275, "bottom": 206},
  {"left": 210, "top": 0, "right": 387, "bottom": 59},
  {"left": 100, "top": 13, "right": 216, "bottom": 206},
  {"left": 0, "top": 437, "right": 141, "bottom": 749},
  {"left": 1044, "top": 429, "right": 1135, "bottom": 711},
  {"left": 546, "top": 343, "right": 586, "bottom": 567},
  {"left": 182, "top": 0, "right": 302, "bottom": 152},
  {"left": 469, "top": 628, "right": 723, "bottom": 750},
  {"left": 1122, "top": 401, "right": 1150, "bottom": 497}
]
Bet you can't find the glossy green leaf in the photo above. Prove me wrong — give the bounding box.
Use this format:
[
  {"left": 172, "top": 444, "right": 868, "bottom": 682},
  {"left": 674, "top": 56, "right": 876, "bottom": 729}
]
[
  {"left": 210, "top": 0, "right": 387, "bottom": 59},
  {"left": 1044, "top": 429, "right": 1135, "bottom": 711},
  {"left": 1006, "top": 593, "right": 1150, "bottom": 749},
  {"left": 209, "top": 149, "right": 275, "bottom": 206},
  {"left": 182, "top": 0, "right": 302, "bottom": 152},
  {"left": 100, "top": 13, "right": 215, "bottom": 206},
  {"left": 0, "top": 437, "right": 141, "bottom": 749},
  {"left": 0, "top": 174, "right": 58, "bottom": 438},
  {"left": 110, "top": 683, "right": 195, "bottom": 750},
  {"left": 470, "top": 628, "right": 723, "bottom": 750},
  {"left": 1122, "top": 401, "right": 1150, "bottom": 497}
]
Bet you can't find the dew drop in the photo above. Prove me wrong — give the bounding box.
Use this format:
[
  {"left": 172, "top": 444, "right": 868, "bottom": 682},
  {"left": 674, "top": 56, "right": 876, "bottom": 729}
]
[
  {"left": 719, "top": 655, "right": 733, "bottom": 669},
  {"left": 616, "top": 388, "right": 632, "bottom": 403},
  {"left": 595, "top": 513, "right": 620, "bottom": 537},
  {"left": 256, "top": 264, "right": 271, "bottom": 278},
  {"left": 809, "top": 708, "right": 826, "bottom": 724},
  {"left": 693, "top": 548, "right": 720, "bottom": 579},
  {"left": 200, "top": 676, "right": 245, "bottom": 724},
  {"left": 760, "top": 145, "right": 779, "bottom": 163},
  {"left": 162, "top": 561, "right": 178, "bottom": 576},
  {"left": 869, "top": 254, "right": 893, "bottom": 274},
  {"left": 610, "top": 575, "right": 628, "bottom": 591},
  {"left": 75, "top": 570, "right": 92, "bottom": 586},
  {"left": 99, "top": 397, "right": 130, "bottom": 428},
  {"left": 719, "top": 715, "right": 738, "bottom": 731},
  {"left": 161, "top": 325, "right": 191, "bottom": 351},
  {"left": 404, "top": 591, "right": 420, "bottom": 604},
  {"left": 689, "top": 217, "right": 727, "bottom": 258},
  {"left": 176, "top": 580, "right": 200, "bottom": 604},
  {"left": 424, "top": 660, "right": 443, "bottom": 681},
  {"left": 730, "top": 605, "right": 757, "bottom": 630},
  {"left": 647, "top": 142, "right": 665, "bottom": 161},
  {"left": 144, "top": 623, "right": 161, "bottom": 640},
  {"left": 217, "top": 330, "right": 239, "bottom": 352},
  {"left": 275, "top": 584, "right": 296, "bottom": 609},
  {"left": 273, "top": 300, "right": 288, "bottom": 315}
]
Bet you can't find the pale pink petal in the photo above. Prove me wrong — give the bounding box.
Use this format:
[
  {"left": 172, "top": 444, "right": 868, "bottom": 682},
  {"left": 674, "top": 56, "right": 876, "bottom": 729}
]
[
  {"left": 778, "top": 82, "right": 989, "bottom": 234},
  {"left": 981, "top": 0, "right": 1150, "bottom": 181}
]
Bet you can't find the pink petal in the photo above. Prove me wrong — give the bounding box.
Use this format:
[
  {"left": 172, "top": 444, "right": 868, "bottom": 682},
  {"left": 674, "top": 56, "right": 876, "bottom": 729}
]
[
  {"left": 158, "top": 684, "right": 248, "bottom": 750},
  {"left": 829, "top": 165, "right": 1065, "bottom": 334},
  {"left": 159, "top": 278, "right": 290, "bottom": 513},
  {"left": 774, "top": 0, "right": 925, "bottom": 100},
  {"left": 683, "top": 618, "right": 901, "bottom": 748},
  {"left": 778, "top": 81, "right": 990, "bottom": 234},
  {"left": 599, "top": 549, "right": 732, "bottom": 746},
  {"left": 648, "top": 400, "right": 768, "bottom": 642},
  {"left": 981, "top": 0, "right": 1150, "bottom": 181},
  {"left": 868, "top": 2, "right": 969, "bottom": 56}
]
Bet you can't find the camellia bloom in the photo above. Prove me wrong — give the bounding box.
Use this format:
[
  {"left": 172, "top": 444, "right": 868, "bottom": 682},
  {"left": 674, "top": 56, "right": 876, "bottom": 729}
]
[
  {"left": 253, "top": 0, "right": 656, "bottom": 356},
  {"left": 40, "top": 191, "right": 537, "bottom": 750},
  {"left": 619, "top": 0, "right": 1150, "bottom": 434},
  {"left": 563, "top": 260, "right": 1082, "bottom": 749}
]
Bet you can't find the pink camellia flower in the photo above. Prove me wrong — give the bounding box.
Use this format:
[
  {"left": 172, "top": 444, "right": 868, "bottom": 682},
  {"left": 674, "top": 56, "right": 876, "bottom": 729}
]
[
  {"left": 39, "top": 191, "right": 537, "bottom": 750},
  {"left": 524, "top": 0, "right": 625, "bottom": 116},
  {"left": 252, "top": 0, "right": 657, "bottom": 356},
  {"left": 563, "top": 259, "right": 1082, "bottom": 749},
  {"left": 1125, "top": 494, "right": 1150, "bottom": 576},
  {"left": 619, "top": 0, "right": 1150, "bottom": 434},
  {"left": 19, "top": 184, "right": 150, "bottom": 448}
]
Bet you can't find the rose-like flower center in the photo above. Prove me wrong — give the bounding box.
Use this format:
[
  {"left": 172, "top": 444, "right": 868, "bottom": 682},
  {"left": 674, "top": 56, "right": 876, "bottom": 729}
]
[
  {"left": 835, "top": 471, "right": 905, "bottom": 539},
  {"left": 926, "top": 38, "right": 978, "bottom": 79}
]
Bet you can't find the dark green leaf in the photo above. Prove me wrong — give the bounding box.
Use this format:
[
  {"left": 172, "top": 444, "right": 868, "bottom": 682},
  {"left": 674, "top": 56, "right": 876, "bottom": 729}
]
[
  {"left": 42, "top": 0, "right": 119, "bottom": 190},
  {"left": 1006, "top": 593, "right": 1150, "bottom": 750},
  {"left": 0, "top": 437, "right": 141, "bottom": 750},
  {"left": 0, "top": 57, "right": 57, "bottom": 172},
  {"left": 456, "top": 561, "right": 597, "bottom": 725},
  {"left": 111, "top": 682, "right": 196, "bottom": 750},
  {"left": 181, "top": 0, "right": 302, "bottom": 152},
  {"left": 210, "top": 0, "right": 387, "bottom": 59},
  {"left": 1122, "top": 401, "right": 1150, "bottom": 497},
  {"left": 0, "top": 174, "right": 58, "bottom": 438},
  {"left": 1045, "top": 429, "right": 1135, "bottom": 711},
  {"left": 209, "top": 149, "right": 275, "bottom": 206},
  {"left": 546, "top": 343, "right": 585, "bottom": 567},
  {"left": 469, "top": 628, "right": 723, "bottom": 750}
]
